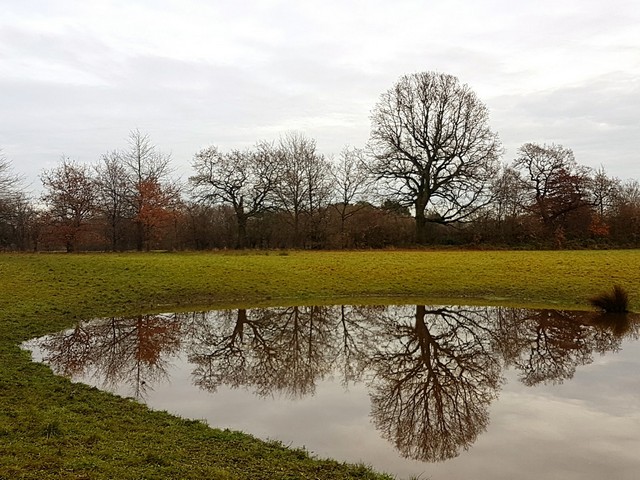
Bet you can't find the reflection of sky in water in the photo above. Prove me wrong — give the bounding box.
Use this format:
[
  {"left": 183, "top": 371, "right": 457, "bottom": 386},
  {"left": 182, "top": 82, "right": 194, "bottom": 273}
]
[
  {"left": 24, "top": 306, "right": 640, "bottom": 480},
  {"left": 473, "top": 344, "right": 640, "bottom": 480},
  {"left": 139, "top": 357, "right": 431, "bottom": 479}
]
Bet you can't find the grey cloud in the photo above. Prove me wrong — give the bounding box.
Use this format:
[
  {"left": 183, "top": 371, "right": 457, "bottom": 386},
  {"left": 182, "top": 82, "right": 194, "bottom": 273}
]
[
  {"left": 0, "top": 24, "right": 120, "bottom": 86},
  {"left": 0, "top": 50, "right": 375, "bottom": 187},
  {"left": 489, "top": 73, "right": 640, "bottom": 176}
]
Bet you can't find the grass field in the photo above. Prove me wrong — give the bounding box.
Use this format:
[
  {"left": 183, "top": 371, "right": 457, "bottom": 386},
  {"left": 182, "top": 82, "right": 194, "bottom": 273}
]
[{"left": 1, "top": 249, "right": 639, "bottom": 479}]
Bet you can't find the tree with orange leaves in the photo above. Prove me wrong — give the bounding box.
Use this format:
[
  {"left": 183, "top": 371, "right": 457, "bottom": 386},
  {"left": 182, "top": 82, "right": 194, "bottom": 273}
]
[{"left": 40, "top": 157, "right": 96, "bottom": 252}]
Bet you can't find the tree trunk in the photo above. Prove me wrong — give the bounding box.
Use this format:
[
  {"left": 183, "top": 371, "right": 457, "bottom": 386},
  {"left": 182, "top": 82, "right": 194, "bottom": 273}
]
[
  {"left": 414, "top": 194, "right": 433, "bottom": 244},
  {"left": 110, "top": 216, "right": 118, "bottom": 252},
  {"left": 415, "top": 211, "right": 428, "bottom": 244},
  {"left": 236, "top": 214, "right": 248, "bottom": 249},
  {"left": 135, "top": 221, "right": 144, "bottom": 251}
]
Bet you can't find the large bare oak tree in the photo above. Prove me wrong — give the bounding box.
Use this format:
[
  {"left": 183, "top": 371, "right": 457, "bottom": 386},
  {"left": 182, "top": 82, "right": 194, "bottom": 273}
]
[{"left": 369, "top": 72, "right": 502, "bottom": 243}]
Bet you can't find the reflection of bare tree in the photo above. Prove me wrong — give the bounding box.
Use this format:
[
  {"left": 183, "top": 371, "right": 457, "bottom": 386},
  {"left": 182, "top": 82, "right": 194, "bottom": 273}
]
[
  {"left": 496, "top": 309, "right": 639, "bottom": 386},
  {"left": 499, "top": 309, "right": 595, "bottom": 386},
  {"left": 335, "top": 305, "right": 382, "bottom": 386},
  {"left": 189, "top": 306, "right": 339, "bottom": 399},
  {"left": 188, "top": 309, "right": 271, "bottom": 393},
  {"left": 40, "top": 314, "right": 183, "bottom": 398},
  {"left": 268, "top": 306, "right": 336, "bottom": 397},
  {"left": 367, "top": 305, "right": 503, "bottom": 462}
]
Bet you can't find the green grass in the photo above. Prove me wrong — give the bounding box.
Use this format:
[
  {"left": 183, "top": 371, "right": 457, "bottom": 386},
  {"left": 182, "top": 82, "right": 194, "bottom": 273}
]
[{"left": 2, "top": 249, "right": 640, "bottom": 479}]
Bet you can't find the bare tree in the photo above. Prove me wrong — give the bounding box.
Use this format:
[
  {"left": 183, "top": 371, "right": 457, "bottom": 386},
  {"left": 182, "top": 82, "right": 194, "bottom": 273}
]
[
  {"left": 274, "top": 132, "right": 332, "bottom": 247},
  {"left": 190, "top": 143, "right": 280, "bottom": 248},
  {"left": 329, "top": 146, "right": 372, "bottom": 247},
  {"left": 0, "top": 153, "right": 34, "bottom": 250},
  {"left": 121, "top": 129, "right": 172, "bottom": 186},
  {"left": 2, "top": 194, "right": 36, "bottom": 250},
  {"left": 94, "top": 151, "right": 131, "bottom": 251},
  {"left": 40, "top": 157, "right": 96, "bottom": 252},
  {"left": 481, "top": 165, "right": 530, "bottom": 243},
  {"left": 491, "top": 166, "right": 527, "bottom": 222},
  {"left": 584, "top": 165, "right": 620, "bottom": 239},
  {"left": 369, "top": 71, "right": 502, "bottom": 243},
  {"left": 0, "top": 152, "right": 22, "bottom": 201},
  {"left": 609, "top": 179, "right": 640, "bottom": 244},
  {"left": 590, "top": 165, "right": 620, "bottom": 218}
]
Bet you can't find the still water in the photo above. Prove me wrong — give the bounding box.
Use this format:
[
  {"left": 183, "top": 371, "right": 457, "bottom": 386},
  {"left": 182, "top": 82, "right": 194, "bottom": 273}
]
[{"left": 24, "top": 305, "right": 640, "bottom": 479}]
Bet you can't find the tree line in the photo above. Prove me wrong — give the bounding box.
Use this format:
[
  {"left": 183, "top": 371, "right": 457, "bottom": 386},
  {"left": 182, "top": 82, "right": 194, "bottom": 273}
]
[{"left": 2, "top": 71, "right": 639, "bottom": 251}]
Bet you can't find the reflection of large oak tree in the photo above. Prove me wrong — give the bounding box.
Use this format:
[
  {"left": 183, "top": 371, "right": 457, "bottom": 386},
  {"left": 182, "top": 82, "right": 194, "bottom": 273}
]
[
  {"left": 40, "top": 314, "right": 183, "bottom": 398},
  {"left": 367, "top": 306, "right": 503, "bottom": 462}
]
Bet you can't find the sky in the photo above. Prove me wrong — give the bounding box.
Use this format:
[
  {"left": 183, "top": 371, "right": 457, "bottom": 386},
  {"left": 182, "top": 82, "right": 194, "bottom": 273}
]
[{"left": 1, "top": 0, "right": 639, "bottom": 193}]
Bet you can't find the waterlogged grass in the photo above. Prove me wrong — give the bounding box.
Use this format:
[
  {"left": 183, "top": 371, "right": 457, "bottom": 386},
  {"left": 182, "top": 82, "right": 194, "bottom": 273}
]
[{"left": 2, "top": 249, "right": 640, "bottom": 479}]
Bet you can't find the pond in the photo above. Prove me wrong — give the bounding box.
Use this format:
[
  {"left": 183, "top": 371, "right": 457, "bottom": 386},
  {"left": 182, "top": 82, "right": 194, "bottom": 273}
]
[{"left": 23, "top": 304, "right": 640, "bottom": 479}]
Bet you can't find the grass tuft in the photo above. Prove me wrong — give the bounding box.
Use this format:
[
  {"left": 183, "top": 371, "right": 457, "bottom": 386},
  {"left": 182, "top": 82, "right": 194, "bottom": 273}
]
[
  {"left": 588, "top": 285, "right": 630, "bottom": 313},
  {"left": 43, "top": 421, "right": 63, "bottom": 439},
  {"left": 144, "top": 452, "right": 170, "bottom": 467}
]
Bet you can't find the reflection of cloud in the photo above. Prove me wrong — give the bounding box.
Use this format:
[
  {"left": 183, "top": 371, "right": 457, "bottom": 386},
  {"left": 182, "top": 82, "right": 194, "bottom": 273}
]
[
  {"left": 528, "top": 339, "right": 640, "bottom": 416},
  {"left": 481, "top": 387, "right": 640, "bottom": 480}
]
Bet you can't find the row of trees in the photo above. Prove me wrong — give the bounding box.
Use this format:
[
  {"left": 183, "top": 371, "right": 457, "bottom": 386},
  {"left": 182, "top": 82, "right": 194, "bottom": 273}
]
[
  {"left": 1, "top": 71, "right": 639, "bottom": 251},
  {"left": 1, "top": 130, "right": 407, "bottom": 251}
]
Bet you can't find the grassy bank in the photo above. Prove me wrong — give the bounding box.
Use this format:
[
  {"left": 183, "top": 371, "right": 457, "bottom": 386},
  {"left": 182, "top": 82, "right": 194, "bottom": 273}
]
[{"left": 2, "top": 249, "right": 639, "bottom": 479}]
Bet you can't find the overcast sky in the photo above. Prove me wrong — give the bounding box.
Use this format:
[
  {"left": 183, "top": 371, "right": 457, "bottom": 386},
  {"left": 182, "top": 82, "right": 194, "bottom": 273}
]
[{"left": 1, "top": 0, "right": 639, "bottom": 192}]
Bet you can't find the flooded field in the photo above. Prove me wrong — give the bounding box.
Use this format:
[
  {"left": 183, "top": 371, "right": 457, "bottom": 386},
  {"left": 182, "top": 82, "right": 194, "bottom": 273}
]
[{"left": 24, "top": 304, "right": 640, "bottom": 479}]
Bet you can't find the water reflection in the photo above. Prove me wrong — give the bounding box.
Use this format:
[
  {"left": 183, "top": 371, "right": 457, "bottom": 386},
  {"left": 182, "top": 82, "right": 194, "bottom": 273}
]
[
  {"left": 367, "top": 306, "right": 503, "bottom": 462},
  {"left": 189, "top": 306, "right": 338, "bottom": 398},
  {"left": 39, "top": 313, "right": 183, "bottom": 398},
  {"left": 29, "top": 305, "right": 639, "bottom": 466},
  {"left": 496, "top": 309, "right": 630, "bottom": 387}
]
